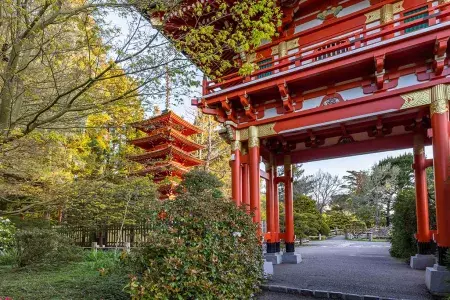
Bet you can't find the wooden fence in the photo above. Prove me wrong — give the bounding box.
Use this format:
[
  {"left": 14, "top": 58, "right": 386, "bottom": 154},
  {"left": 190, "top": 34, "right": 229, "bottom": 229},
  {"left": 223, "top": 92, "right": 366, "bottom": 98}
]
[{"left": 57, "top": 224, "right": 153, "bottom": 248}]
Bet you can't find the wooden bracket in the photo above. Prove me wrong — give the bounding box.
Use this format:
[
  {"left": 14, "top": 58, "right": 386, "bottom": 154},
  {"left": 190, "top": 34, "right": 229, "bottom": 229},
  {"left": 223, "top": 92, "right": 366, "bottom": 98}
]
[
  {"left": 434, "top": 38, "right": 448, "bottom": 75},
  {"left": 239, "top": 93, "right": 256, "bottom": 121},
  {"left": 220, "top": 98, "right": 238, "bottom": 123},
  {"left": 374, "top": 55, "right": 385, "bottom": 89},
  {"left": 278, "top": 82, "right": 293, "bottom": 112}
]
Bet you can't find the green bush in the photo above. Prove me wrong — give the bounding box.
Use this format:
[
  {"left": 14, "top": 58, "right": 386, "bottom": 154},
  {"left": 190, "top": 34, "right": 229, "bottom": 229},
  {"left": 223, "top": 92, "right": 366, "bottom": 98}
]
[
  {"left": 390, "top": 188, "right": 417, "bottom": 259},
  {"left": 14, "top": 228, "right": 83, "bottom": 267},
  {"left": 0, "top": 217, "right": 16, "bottom": 251},
  {"left": 128, "top": 172, "right": 263, "bottom": 299},
  {"left": 293, "top": 195, "right": 329, "bottom": 240}
]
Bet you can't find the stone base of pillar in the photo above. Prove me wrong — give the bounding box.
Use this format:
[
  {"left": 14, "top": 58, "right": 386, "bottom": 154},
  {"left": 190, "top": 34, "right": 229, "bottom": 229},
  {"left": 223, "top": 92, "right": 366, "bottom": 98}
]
[
  {"left": 282, "top": 252, "right": 302, "bottom": 264},
  {"left": 425, "top": 264, "right": 450, "bottom": 295},
  {"left": 265, "top": 252, "right": 282, "bottom": 265},
  {"left": 410, "top": 254, "right": 435, "bottom": 270},
  {"left": 263, "top": 259, "right": 274, "bottom": 277}
]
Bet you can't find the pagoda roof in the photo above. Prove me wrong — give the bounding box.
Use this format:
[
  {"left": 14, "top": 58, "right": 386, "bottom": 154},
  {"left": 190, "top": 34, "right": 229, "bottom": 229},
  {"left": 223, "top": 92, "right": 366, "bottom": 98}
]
[
  {"left": 129, "top": 144, "right": 204, "bottom": 167},
  {"left": 135, "top": 161, "right": 189, "bottom": 179},
  {"left": 129, "top": 127, "right": 204, "bottom": 153},
  {"left": 132, "top": 110, "right": 201, "bottom": 136}
]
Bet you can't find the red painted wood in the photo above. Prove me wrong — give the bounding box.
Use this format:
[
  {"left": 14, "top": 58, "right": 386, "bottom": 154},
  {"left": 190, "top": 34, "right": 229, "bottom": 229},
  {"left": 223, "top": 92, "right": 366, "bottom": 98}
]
[
  {"left": 431, "top": 111, "right": 450, "bottom": 247},
  {"left": 231, "top": 148, "right": 241, "bottom": 205},
  {"left": 275, "top": 133, "right": 430, "bottom": 165},
  {"left": 284, "top": 160, "right": 295, "bottom": 244},
  {"left": 413, "top": 136, "right": 431, "bottom": 243}
]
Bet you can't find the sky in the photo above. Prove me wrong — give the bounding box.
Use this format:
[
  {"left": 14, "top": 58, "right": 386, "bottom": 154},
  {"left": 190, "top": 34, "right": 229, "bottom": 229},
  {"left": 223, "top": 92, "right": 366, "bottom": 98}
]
[{"left": 105, "top": 11, "right": 434, "bottom": 179}]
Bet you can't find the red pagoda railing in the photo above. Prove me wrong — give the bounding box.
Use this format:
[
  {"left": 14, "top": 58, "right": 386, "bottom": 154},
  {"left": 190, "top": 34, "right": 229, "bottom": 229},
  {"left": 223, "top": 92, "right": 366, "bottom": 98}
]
[{"left": 203, "top": 2, "right": 450, "bottom": 95}]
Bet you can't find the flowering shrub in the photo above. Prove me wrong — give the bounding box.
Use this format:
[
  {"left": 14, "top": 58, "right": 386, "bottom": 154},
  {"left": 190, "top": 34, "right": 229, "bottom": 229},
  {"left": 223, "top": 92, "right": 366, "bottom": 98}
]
[
  {"left": 127, "top": 171, "right": 263, "bottom": 299},
  {"left": 0, "top": 217, "right": 15, "bottom": 251}
]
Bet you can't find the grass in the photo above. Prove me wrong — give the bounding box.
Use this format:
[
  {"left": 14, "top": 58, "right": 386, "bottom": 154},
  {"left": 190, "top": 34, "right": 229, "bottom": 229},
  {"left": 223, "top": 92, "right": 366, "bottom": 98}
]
[{"left": 0, "top": 251, "right": 129, "bottom": 300}]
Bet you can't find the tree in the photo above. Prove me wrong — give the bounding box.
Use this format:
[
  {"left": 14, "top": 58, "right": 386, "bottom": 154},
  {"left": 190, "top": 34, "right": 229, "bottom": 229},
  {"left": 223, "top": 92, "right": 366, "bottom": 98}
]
[
  {"left": 0, "top": 0, "right": 281, "bottom": 146},
  {"left": 293, "top": 164, "right": 314, "bottom": 197},
  {"left": 293, "top": 195, "right": 329, "bottom": 242},
  {"left": 377, "top": 153, "right": 413, "bottom": 190},
  {"left": 62, "top": 176, "right": 157, "bottom": 227},
  {"left": 310, "top": 170, "right": 342, "bottom": 213},
  {"left": 192, "top": 111, "right": 230, "bottom": 194}
]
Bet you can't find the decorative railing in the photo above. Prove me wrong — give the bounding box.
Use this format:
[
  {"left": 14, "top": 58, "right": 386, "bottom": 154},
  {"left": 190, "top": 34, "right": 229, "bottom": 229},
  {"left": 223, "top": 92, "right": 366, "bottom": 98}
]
[{"left": 203, "top": 2, "right": 450, "bottom": 95}]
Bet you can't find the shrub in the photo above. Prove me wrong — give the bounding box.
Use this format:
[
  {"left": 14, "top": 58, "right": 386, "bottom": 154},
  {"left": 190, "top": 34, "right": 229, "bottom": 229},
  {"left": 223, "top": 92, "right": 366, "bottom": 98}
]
[
  {"left": 390, "top": 189, "right": 417, "bottom": 259},
  {"left": 0, "top": 217, "right": 16, "bottom": 251},
  {"left": 128, "top": 172, "right": 263, "bottom": 299},
  {"left": 14, "top": 228, "right": 83, "bottom": 267},
  {"left": 177, "top": 169, "right": 223, "bottom": 198}
]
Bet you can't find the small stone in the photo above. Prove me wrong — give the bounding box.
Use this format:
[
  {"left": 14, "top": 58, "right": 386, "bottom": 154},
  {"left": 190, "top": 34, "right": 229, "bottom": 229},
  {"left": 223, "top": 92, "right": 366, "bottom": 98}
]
[
  {"left": 268, "top": 285, "right": 287, "bottom": 293},
  {"left": 314, "top": 290, "right": 329, "bottom": 298},
  {"left": 301, "top": 289, "right": 314, "bottom": 296}
]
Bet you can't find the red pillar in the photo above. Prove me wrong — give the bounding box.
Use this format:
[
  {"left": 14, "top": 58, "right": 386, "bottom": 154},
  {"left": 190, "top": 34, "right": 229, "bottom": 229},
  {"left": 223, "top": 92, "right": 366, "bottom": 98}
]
[
  {"left": 248, "top": 126, "right": 261, "bottom": 228},
  {"left": 231, "top": 141, "right": 241, "bottom": 206},
  {"left": 266, "top": 157, "right": 276, "bottom": 253},
  {"left": 284, "top": 154, "right": 295, "bottom": 252},
  {"left": 242, "top": 163, "right": 250, "bottom": 213},
  {"left": 273, "top": 174, "right": 280, "bottom": 252},
  {"left": 430, "top": 84, "right": 450, "bottom": 265},
  {"left": 413, "top": 134, "right": 432, "bottom": 253}
]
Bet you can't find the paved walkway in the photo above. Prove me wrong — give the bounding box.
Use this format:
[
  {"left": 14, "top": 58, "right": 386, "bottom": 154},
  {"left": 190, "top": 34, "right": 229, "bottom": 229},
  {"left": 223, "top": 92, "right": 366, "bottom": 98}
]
[{"left": 265, "top": 236, "right": 433, "bottom": 300}]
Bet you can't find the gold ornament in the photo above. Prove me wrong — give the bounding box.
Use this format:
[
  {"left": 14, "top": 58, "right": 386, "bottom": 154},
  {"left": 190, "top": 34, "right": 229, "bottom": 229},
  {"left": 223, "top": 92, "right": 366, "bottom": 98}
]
[
  {"left": 381, "top": 4, "right": 393, "bottom": 24},
  {"left": 400, "top": 89, "right": 431, "bottom": 109},
  {"left": 248, "top": 126, "right": 259, "bottom": 148},
  {"left": 231, "top": 140, "right": 241, "bottom": 152},
  {"left": 431, "top": 84, "right": 449, "bottom": 115}
]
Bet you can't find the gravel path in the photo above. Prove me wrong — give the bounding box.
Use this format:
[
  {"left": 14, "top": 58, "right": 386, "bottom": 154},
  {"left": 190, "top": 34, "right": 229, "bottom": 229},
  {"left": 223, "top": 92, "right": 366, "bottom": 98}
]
[{"left": 266, "top": 236, "right": 433, "bottom": 300}]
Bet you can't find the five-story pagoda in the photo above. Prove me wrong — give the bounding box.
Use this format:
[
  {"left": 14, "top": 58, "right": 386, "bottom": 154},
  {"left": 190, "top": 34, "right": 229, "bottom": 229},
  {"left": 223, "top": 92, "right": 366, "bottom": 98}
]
[{"left": 129, "top": 109, "right": 204, "bottom": 199}]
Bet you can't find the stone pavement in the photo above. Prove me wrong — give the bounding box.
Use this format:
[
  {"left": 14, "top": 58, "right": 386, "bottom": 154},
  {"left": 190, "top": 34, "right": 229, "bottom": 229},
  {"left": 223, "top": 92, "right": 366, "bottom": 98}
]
[{"left": 264, "top": 236, "right": 433, "bottom": 300}]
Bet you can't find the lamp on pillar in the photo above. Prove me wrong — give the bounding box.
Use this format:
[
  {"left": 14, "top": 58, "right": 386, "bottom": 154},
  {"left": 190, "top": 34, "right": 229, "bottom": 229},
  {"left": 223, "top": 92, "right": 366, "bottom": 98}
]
[
  {"left": 281, "top": 155, "right": 302, "bottom": 264},
  {"left": 410, "top": 133, "right": 434, "bottom": 270},
  {"left": 425, "top": 84, "right": 450, "bottom": 294}
]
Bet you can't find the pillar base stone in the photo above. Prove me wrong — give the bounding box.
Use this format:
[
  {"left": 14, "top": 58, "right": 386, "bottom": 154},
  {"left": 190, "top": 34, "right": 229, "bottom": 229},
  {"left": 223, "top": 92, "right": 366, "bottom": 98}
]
[
  {"left": 282, "top": 252, "right": 302, "bottom": 264},
  {"left": 265, "top": 252, "right": 282, "bottom": 265},
  {"left": 425, "top": 264, "right": 450, "bottom": 295},
  {"left": 263, "top": 259, "right": 273, "bottom": 276},
  {"left": 410, "top": 254, "right": 435, "bottom": 270}
]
